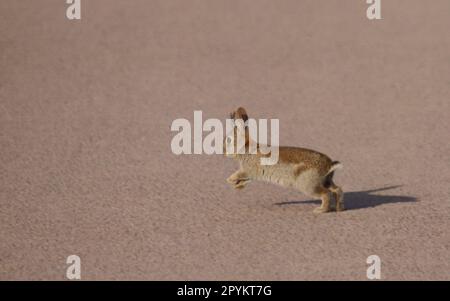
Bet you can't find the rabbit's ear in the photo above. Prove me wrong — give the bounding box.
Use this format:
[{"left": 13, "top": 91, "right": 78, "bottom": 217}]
[{"left": 235, "top": 107, "right": 248, "bottom": 122}]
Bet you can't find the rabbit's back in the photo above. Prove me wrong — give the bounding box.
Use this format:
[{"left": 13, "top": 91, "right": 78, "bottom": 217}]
[{"left": 277, "top": 146, "right": 334, "bottom": 175}]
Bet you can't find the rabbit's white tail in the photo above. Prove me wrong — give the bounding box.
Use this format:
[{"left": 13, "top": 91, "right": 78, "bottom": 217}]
[{"left": 327, "top": 161, "right": 343, "bottom": 175}]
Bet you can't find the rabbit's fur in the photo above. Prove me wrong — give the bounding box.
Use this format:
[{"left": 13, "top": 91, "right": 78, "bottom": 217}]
[{"left": 225, "top": 107, "right": 344, "bottom": 213}]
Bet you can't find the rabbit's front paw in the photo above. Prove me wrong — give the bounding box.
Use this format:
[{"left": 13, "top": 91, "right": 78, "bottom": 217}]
[
  {"left": 227, "top": 171, "right": 249, "bottom": 188},
  {"left": 233, "top": 178, "right": 250, "bottom": 189}
]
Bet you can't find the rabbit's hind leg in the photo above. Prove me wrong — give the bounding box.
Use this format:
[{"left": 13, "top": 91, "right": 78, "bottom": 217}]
[
  {"left": 329, "top": 182, "right": 344, "bottom": 211},
  {"left": 313, "top": 186, "right": 332, "bottom": 214}
]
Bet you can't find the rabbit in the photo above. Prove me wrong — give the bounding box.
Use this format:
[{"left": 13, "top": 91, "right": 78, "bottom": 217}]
[{"left": 224, "top": 107, "right": 344, "bottom": 213}]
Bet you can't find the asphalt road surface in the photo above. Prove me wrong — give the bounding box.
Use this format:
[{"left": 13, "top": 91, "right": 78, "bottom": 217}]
[{"left": 1, "top": 0, "right": 449, "bottom": 280}]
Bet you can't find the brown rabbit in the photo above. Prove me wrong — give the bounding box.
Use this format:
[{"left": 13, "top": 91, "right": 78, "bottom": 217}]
[{"left": 224, "top": 107, "right": 344, "bottom": 213}]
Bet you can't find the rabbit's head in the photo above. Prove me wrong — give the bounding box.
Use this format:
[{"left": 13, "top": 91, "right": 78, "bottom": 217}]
[
  {"left": 230, "top": 107, "right": 249, "bottom": 122},
  {"left": 223, "top": 107, "right": 250, "bottom": 157}
]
